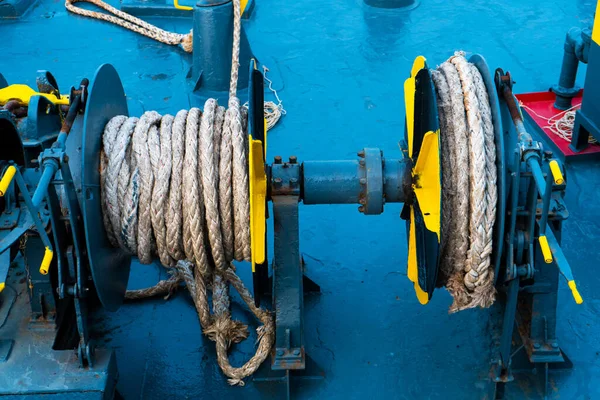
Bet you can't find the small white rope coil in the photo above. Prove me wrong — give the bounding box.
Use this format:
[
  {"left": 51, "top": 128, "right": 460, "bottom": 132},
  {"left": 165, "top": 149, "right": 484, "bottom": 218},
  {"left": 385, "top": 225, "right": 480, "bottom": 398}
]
[
  {"left": 432, "top": 52, "right": 497, "bottom": 312},
  {"left": 520, "top": 102, "right": 597, "bottom": 145}
]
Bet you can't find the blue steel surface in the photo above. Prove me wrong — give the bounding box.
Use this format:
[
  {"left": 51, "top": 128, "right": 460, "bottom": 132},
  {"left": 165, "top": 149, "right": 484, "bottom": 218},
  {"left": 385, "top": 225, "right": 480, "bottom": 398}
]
[{"left": 1, "top": 0, "right": 600, "bottom": 399}]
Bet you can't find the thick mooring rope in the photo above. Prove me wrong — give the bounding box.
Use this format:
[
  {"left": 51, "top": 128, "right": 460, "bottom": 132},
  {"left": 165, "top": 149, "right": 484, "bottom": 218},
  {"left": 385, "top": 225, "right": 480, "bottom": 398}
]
[
  {"left": 100, "top": 0, "right": 274, "bottom": 385},
  {"left": 65, "top": 0, "right": 193, "bottom": 52},
  {"left": 432, "top": 53, "right": 497, "bottom": 312}
]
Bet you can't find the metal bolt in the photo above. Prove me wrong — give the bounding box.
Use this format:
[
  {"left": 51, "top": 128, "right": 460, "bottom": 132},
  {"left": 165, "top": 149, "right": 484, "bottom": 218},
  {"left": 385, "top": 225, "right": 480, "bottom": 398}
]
[
  {"left": 359, "top": 160, "right": 366, "bottom": 166},
  {"left": 533, "top": 343, "right": 541, "bottom": 349},
  {"left": 276, "top": 350, "right": 284, "bottom": 356},
  {"left": 289, "top": 155, "right": 297, "bottom": 164},
  {"left": 544, "top": 150, "right": 553, "bottom": 158},
  {"left": 359, "top": 198, "right": 366, "bottom": 205},
  {"left": 273, "top": 177, "right": 283, "bottom": 187},
  {"left": 359, "top": 178, "right": 367, "bottom": 185},
  {"left": 290, "top": 178, "right": 298, "bottom": 186},
  {"left": 274, "top": 156, "right": 282, "bottom": 164},
  {"left": 293, "top": 349, "right": 301, "bottom": 356},
  {"left": 358, "top": 205, "right": 365, "bottom": 213},
  {"left": 551, "top": 342, "right": 559, "bottom": 349},
  {"left": 357, "top": 150, "right": 365, "bottom": 158}
]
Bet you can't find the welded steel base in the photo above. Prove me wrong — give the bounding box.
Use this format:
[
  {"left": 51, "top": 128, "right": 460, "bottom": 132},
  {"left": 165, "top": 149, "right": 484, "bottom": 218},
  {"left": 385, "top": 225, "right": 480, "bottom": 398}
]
[{"left": 0, "top": 261, "right": 118, "bottom": 399}]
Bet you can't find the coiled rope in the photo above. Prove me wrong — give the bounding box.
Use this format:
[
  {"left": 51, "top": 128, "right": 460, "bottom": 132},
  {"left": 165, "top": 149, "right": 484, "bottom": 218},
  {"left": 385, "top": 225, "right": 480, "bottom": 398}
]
[
  {"left": 519, "top": 102, "right": 597, "bottom": 145},
  {"left": 100, "top": 0, "right": 273, "bottom": 385},
  {"left": 431, "top": 53, "right": 497, "bottom": 312}
]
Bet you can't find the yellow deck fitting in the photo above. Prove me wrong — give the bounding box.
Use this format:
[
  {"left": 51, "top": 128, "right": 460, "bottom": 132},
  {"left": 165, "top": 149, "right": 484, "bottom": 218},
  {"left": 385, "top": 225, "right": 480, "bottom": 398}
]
[
  {"left": 0, "top": 84, "right": 69, "bottom": 106},
  {"left": 568, "top": 280, "right": 584, "bottom": 304},
  {"left": 549, "top": 160, "right": 565, "bottom": 185},
  {"left": 538, "top": 235, "right": 553, "bottom": 264},
  {"left": 0, "top": 165, "right": 16, "bottom": 197},
  {"left": 39, "top": 247, "right": 54, "bottom": 275},
  {"left": 173, "top": 0, "right": 249, "bottom": 12}
]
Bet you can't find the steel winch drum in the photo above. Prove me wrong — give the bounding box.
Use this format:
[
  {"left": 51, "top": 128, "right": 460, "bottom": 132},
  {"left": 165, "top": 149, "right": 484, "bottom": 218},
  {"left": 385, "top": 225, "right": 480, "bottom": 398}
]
[
  {"left": 405, "top": 53, "right": 507, "bottom": 299},
  {"left": 71, "top": 64, "right": 131, "bottom": 312}
]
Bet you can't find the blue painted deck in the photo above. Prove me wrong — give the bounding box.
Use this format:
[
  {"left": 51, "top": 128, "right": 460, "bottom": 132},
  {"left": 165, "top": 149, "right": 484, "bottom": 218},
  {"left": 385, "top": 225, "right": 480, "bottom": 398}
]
[{"left": 2, "top": 0, "right": 600, "bottom": 398}]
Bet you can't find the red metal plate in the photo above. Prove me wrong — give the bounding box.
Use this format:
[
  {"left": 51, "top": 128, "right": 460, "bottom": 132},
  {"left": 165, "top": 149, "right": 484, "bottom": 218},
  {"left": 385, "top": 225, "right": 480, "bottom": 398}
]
[{"left": 516, "top": 90, "right": 600, "bottom": 158}]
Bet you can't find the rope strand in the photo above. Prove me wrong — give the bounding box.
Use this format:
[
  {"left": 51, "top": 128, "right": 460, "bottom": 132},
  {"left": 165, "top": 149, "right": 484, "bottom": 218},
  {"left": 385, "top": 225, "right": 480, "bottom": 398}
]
[{"left": 433, "top": 53, "right": 497, "bottom": 312}]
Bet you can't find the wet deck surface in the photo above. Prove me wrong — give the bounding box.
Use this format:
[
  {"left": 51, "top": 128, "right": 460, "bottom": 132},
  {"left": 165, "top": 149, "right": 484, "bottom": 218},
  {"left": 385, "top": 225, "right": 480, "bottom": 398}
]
[{"left": 1, "top": 0, "right": 600, "bottom": 399}]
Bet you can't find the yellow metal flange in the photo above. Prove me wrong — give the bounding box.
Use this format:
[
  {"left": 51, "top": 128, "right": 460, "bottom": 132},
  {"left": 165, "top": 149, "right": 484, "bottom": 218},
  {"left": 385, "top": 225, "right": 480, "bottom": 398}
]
[
  {"left": 403, "top": 56, "right": 442, "bottom": 305},
  {"left": 404, "top": 55, "right": 426, "bottom": 158},
  {"left": 0, "top": 84, "right": 69, "bottom": 106},
  {"left": 248, "top": 124, "right": 267, "bottom": 272}
]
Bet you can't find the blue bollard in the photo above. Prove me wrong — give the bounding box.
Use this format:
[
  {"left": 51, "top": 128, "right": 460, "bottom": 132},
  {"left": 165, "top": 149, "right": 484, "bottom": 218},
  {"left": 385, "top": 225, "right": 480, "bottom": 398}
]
[{"left": 190, "top": 0, "right": 254, "bottom": 95}]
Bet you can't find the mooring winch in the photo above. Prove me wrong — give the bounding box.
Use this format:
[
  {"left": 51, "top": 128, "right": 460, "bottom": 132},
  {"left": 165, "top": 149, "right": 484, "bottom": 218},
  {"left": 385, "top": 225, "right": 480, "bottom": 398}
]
[{"left": 0, "top": 49, "right": 582, "bottom": 398}]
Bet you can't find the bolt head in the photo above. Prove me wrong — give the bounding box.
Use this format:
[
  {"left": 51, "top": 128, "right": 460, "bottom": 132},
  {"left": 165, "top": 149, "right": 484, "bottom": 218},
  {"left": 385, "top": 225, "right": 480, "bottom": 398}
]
[
  {"left": 274, "top": 156, "right": 282, "bottom": 164},
  {"left": 358, "top": 205, "right": 365, "bottom": 213},
  {"left": 276, "top": 350, "right": 284, "bottom": 356},
  {"left": 359, "top": 178, "right": 367, "bottom": 185},
  {"left": 274, "top": 177, "right": 283, "bottom": 184},
  {"left": 359, "top": 198, "right": 366, "bottom": 205},
  {"left": 533, "top": 343, "right": 541, "bottom": 349},
  {"left": 551, "top": 342, "right": 559, "bottom": 349},
  {"left": 289, "top": 155, "right": 297, "bottom": 164},
  {"left": 293, "top": 349, "right": 301, "bottom": 356},
  {"left": 357, "top": 150, "right": 365, "bottom": 158}
]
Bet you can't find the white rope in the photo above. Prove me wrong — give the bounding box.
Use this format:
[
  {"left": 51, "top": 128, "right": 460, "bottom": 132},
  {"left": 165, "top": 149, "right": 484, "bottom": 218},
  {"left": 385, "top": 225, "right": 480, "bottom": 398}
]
[
  {"left": 432, "top": 53, "right": 497, "bottom": 312},
  {"left": 519, "top": 102, "right": 597, "bottom": 145},
  {"left": 100, "top": 0, "right": 274, "bottom": 385},
  {"left": 65, "top": 0, "right": 193, "bottom": 52}
]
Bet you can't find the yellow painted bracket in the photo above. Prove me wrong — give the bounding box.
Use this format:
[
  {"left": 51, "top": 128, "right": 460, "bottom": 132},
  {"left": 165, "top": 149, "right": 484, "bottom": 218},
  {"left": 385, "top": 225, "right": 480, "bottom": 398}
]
[
  {"left": 248, "top": 134, "right": 267, "bottom": 272},
  {"left": 0, "top": 84, "right": 69, "bottom": 106},
  {"left": 568, "top": 280, "right": 584, "bottom": 304},
  {"left": 406, "top": 130, "right": 441, "bottom": 305},
  {"left": 0, "top": 165, "right": 16, "bottom": 197},
  {"left": 39, "top": 247, "right": 53, "bottom": 275},
  {"left": 412, "top": 130, "right": 441, "bottom": 242},
  {"left": 593, "top": 0, "right": 600, "bottom": 46},
  {"left": 403, "top": 56, "right": 426, "bottom": 158},
  {"left": 174, "top": 0, "right": 249, "bottom": 13},
  {"left": 0, "top": 282, "right": 5, "bottom": 293},
  {"left": 408, "top": 208, "right": 429, "bottom": 305},
  {"left": 538, "top": 235, "right": 553, "bottom": 264},
  {"left": 549, "top": 160, "right": 565, "bottom": 185}
]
